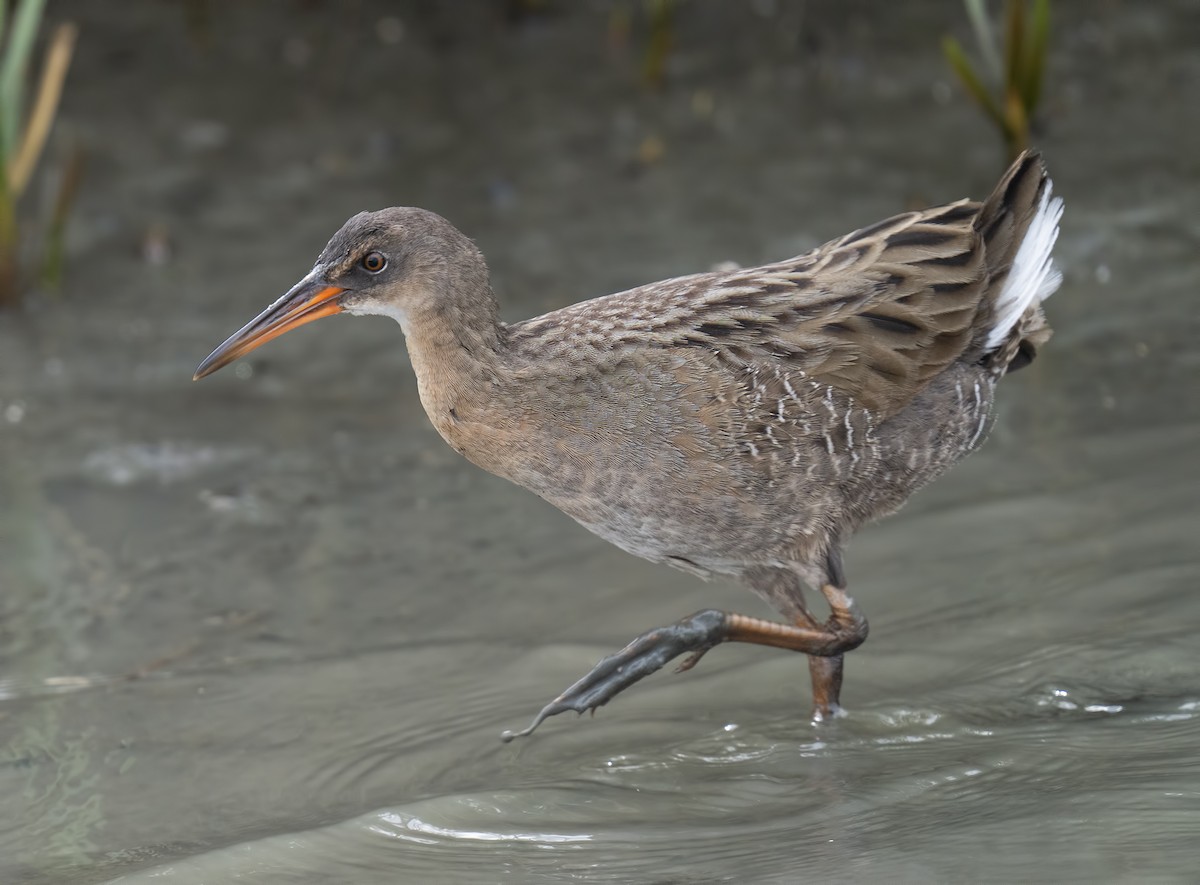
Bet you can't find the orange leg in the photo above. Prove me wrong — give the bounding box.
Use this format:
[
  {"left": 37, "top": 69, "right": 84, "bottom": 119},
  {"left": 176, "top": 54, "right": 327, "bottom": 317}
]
[
  {"left": 807, "top": 654, "right": 845, "bottom": 721},
  {"left": 501, "top": 584, "right": 868, "bottom": 741}
]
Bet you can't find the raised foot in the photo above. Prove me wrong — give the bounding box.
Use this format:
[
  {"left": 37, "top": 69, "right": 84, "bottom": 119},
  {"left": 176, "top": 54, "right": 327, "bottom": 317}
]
[{"left": 500, "top": 609, "right": 727, "bottom": 742}]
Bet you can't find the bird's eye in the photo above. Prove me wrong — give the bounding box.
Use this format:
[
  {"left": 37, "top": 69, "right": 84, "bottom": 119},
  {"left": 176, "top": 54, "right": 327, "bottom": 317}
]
[{"left": 361, "top": 251, "right": 387, "bottom": 273}]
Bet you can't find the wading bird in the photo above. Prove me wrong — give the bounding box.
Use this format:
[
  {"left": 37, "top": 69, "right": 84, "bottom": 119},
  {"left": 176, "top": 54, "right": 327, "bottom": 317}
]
[{"left": 195, "top": 151, "right": 1062, "bottom": 740}]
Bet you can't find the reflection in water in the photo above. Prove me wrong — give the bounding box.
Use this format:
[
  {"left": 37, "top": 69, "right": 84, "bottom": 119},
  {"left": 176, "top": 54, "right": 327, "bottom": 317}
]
[
  {"left": 374, "top": 810, "right": 594, "bottom": 845},
  {"left": 99, "top": 692, "right": 1200, "bottom": 883}
]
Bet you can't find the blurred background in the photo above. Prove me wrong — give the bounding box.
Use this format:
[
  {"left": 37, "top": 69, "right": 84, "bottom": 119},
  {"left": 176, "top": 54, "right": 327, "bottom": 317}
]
[{"left": 1, "top": 1, "right": 1197, "bottom": 882}]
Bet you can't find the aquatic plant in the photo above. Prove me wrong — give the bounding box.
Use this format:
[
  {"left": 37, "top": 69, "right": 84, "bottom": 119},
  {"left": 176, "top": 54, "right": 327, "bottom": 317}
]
[
  {"left": 641, "top": 0, "right": 674, "bottom": 89},
  {"left": 942, "top": 0, "right": 1050, "bottom": 162},
  {"left": 0, "top": 0, "right": 78, "bottom": 308},
  {"left": 607, "top": 0, "right": 676, "bottom": 90}
]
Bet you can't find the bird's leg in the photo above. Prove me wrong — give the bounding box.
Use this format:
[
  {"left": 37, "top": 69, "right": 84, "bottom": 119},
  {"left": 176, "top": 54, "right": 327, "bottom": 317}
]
[
  {"left": 807, "top": 654, "right": 845, "bottom": 721},
  {"left": 789, "top": 604, "right": 846, "bottom": 721},
  {"left": 786, "top": 600, "right": 847, "bottom": 721},
  {"left": 805, "top": 580, "right": 867, "bottom": 721},
  {"left": 743, "top": 560, "right": 859, "bottom": 722},
  {"left": 500, "top": 585, "right": 868, "bottom": 741}
]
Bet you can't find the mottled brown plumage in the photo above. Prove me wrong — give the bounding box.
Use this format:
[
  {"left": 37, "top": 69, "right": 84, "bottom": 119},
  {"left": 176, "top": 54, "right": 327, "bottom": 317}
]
[{"left": 195, "top": 151, "right": 1063, "bottom": 739}]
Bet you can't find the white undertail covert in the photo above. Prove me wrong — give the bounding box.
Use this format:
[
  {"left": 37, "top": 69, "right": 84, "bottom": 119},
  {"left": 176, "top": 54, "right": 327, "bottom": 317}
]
[{"left": 985, "top": 180, "right": 1064, "bottom": 350}]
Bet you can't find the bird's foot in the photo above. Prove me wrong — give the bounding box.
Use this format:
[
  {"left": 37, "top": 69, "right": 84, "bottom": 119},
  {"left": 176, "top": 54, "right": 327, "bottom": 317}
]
[{"left": 500, "top": 609, "right": 727, "bottom": 741}]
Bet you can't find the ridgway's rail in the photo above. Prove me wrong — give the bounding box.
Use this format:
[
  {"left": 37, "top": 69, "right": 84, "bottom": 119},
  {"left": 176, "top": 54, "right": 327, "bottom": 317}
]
[{"left": 195, "top": 151, "right": 1063, "bottom": 740}]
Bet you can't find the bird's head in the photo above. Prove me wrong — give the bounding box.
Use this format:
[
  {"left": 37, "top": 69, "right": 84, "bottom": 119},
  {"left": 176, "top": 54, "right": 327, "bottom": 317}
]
[{"left": 193, "top": 206, "right": 486, "bottom": 380}]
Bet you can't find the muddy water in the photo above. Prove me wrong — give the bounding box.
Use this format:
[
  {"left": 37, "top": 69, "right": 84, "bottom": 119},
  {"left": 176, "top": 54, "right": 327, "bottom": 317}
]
[{"left": 1, "top": 1, "right": 1198, "bottom": 882}]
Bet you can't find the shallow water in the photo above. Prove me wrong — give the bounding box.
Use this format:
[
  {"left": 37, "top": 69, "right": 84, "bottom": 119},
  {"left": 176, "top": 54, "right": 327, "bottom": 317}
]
[{"left": 2, "top": 1, "right": 1198, "bottom": 882}]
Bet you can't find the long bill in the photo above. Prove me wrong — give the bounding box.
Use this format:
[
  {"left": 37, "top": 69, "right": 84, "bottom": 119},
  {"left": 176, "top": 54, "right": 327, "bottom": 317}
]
[{"left": 193, "top": 275, "right": 345, "bottom": 380}]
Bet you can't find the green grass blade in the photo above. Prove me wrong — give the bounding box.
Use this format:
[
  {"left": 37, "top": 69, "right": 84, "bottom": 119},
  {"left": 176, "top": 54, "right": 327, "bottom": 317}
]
[
  {"left": 1021, "top": 0, "right": 1050, "bottom": 113},
  {"left": 9, "top": 22, "right": 76, "bottom": 198},
  {"left": 42, "top": 143, "right": 84, "bottom": 292},
  {"left": 0, "top": 0, "right": 48, "bottom": 161},
  {"left": 943, "top": 36, "right": 1005, "bottom": 130},
  {"left": 0, "top": 149, "right": 16, "bottom": 307},
  {"left": 1003, "top": 0, "right": 1027, "bottom": 99},
  {"left": 964, "top": 0, "right": 1002, "bottom": 82}
]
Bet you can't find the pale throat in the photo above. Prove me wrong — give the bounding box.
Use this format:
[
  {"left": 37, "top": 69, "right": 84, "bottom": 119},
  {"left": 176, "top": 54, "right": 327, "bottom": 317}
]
[
  {"left": 348, "top": 296, "right": 509, "bottom": 431},
  {"left": 344, "top": 298, "right": 411, "bottom": 335}
]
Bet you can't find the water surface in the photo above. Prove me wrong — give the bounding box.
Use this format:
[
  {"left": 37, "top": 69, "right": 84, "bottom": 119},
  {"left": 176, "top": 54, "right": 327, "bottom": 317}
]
[{"left": 1, "top": 2, "right": 1198, "bottom": 882}]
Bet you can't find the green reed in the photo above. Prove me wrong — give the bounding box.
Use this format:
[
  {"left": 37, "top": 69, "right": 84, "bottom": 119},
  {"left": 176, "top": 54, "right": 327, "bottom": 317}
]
[
  {"left": 943, "top": 0, "right": 1050, "bottom": 162},
  {"left": 0, "top": 0, "right": 78, "bottom": 308}
]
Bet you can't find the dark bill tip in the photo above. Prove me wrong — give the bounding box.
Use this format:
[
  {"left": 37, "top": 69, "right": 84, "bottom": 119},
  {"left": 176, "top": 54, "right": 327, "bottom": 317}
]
[{"left": 193, "top": 281, "right": 344, "bottom": 380}]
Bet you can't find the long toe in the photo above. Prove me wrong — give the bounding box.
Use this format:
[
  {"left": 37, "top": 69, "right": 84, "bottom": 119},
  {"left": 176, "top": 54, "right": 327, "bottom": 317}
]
[{"left": 501, "top": 610, "right": 728, "bottom": 740}]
